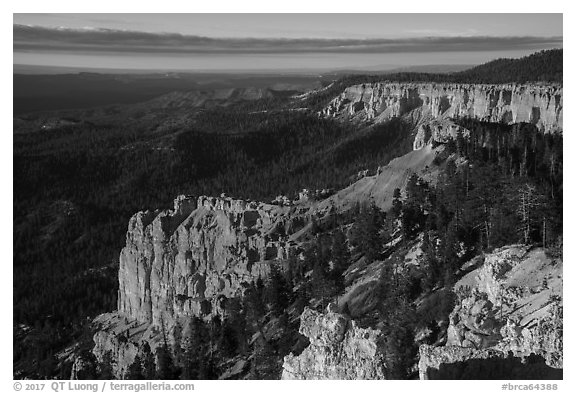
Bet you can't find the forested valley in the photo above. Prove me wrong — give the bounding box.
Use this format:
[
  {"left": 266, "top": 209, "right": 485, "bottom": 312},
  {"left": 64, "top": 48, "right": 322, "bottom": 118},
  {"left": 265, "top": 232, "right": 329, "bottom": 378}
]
[{"left": 14, "top": 98, "right": 416, "bottom": 377}]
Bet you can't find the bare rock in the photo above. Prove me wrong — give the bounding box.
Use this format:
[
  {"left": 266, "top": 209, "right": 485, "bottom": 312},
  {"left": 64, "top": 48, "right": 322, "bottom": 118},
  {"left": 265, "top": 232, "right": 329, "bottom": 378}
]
[
  {"left": 419, "top": 245, "right": 563, "bottom": 379},
  {"left": 418, "top": 345, "right": 562, "bottom": 380},
  {"left": 321, "top": 83, "right": 563, "bottom": 135},
  {"left": 282, "top": 308, "right": 386, "bottom": 379},
  {"left": 93, "top": 194, "right": 303, "bottom": 378},
  {"left": 116, "top": 194, "right": 300, "bottom": 328}
]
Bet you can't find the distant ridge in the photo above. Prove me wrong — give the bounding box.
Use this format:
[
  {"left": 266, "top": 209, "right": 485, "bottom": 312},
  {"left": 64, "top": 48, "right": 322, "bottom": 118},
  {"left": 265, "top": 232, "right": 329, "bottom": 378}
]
[
  {"left": 338, "top": 49, "right": 561, "bottom": 84},
  {"left": 303, "top": 49, "right": 562, "bottom": 111},
  {"left": 322, "top": 64, "right": 473, "bottom": 76},
  {"left": 451, "top": 49, "right": 562, "bottom": 84}
]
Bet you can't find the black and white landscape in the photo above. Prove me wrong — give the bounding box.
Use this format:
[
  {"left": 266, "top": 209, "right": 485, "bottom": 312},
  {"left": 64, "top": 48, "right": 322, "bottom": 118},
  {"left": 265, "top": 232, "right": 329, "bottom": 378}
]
[{"left": 13, "top": 13, "right": 563, "bottom": 380}]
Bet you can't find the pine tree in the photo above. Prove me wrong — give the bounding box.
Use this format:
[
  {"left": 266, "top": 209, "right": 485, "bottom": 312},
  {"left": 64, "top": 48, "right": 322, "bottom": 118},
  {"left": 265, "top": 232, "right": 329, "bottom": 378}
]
[
  {"left": 180, "top": 317, "right": 208, "bottom": 380},
  {"left": 155, "top": 344, "right": 180, "bottom": 380},
  {"left": 97, "top": 351, "right": 115, "bottom": 380},
  {"left": 461, "top": 162, "right": 504, "bottom": 251},
  {"left": 217, "top": 318, "right": 238, "bottom": 358},
  {"left": 358, "top": 203, "right": 386, "bottom": 263},
  {"left": 311, "top": 256, "right": 337, "bottom": 309},
  {"left": 391, "top": 188, "right": 403, "bottom": 219},
  {"left": 331, "top": 229, "right": 350, "bottom": 291},
  {"left": 441, "top": 222, "right": 460, "bottom": 287},
  {"left": 516, "top": 183, "right": 544, "bottom": 244},
  {"left": 456, "top": 127, "right": 467, "bottom": 156},
  {"left": 376, "top": 261, "right": 396, "bottom": 315},
  {"left": 264, "top": 264, "right": 291, "bottom": 316},
  {"left": 140, "top": 342, "right": 156, "bottom": 380},
  {"left": 125, "top": 355, "right": 144, "bottom": 380},
  {"left": 294, "top": 280, "right": 311, "bottom": 314},
  {"left": 316, "top": 234, "right": 333, "bottom": 268},
  {"left": 401, "top": 175, "right": 429, "bottom": 240},
  {"left": 421, "top": 231, "right": 440, "bottom": 291},
  {"left": 341, "top": 301, "right": 352, "bottom": 317},
  {"left": 224, "top": 298, "right": 248, "bottom": 355},
  {"left": 405, "top": 173, "right": 422, "bottom": 203},
  {"left": 376, "top": 263, "right": 418, "bottom": 379},
  {"left": 302, "top": 242, "right": 318, "bottom": 276},
  {"left": 440, "top": 160, "right": 463, "bottom": 229},
  {"left": 381, "top": 297, "right": 417, "bottom": 379}
]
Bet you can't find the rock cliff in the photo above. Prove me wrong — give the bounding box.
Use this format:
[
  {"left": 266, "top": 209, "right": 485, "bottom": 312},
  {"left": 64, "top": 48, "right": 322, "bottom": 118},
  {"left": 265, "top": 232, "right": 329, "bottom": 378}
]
[
  {"left": 282, "top": 307, "right": 386, "bottom": 379},
  {"left": 321, "top": 83, "right": 562, "bottom": 134},
  {"left": 93, "top": 194, "right": 303, "bottom": 377},
  {"left": 117, "top": 194, "right": 299, "bottom": 326},
  {"left": 419, "top": 245, "right": 563, "bottom": 379}
]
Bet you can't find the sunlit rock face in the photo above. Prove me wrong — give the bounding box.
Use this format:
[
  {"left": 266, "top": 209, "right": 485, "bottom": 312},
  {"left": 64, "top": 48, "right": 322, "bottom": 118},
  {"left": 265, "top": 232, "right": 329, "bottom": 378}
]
[
  {"left": 94, "top": 194, "right": 302, "bottom": 378},
  {"left": 321, "top": 83, "right": 563, "bottom": 134},
  {"left": 419, "top": 245, "right": 563, "bottom": 380},
  {"left": 281, "top": 308, "right": 386, "bottom": 380},
  {"left": 117, "top": 194, "right": 300, "bottom": 327}
]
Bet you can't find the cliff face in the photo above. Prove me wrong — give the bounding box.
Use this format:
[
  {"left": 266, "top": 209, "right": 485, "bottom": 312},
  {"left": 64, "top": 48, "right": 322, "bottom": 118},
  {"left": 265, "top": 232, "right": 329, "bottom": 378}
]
[
  {"left": 93, "top": 194, "right": 302, "bottom": 377},
  {"left": 419, "top": 245, "right": 563, "bottom": 379},
  {"left": 282, "top": 308, "right": 386, "bottom": 380},
  {"left": 321, "top": 83, "right": 563, "bottom": 133},
  {"left": 117, "top": 194, "right": 303, "bottom": 327}
]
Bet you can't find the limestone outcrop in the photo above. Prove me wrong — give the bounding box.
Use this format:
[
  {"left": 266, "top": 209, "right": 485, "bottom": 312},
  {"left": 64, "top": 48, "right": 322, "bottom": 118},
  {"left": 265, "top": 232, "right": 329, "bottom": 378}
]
[
  {"left": 116, "top": 194, "right": 303, "bottom": 327},
  {"left": 419, "top": 245, "right": 563, "bottom": 379},
  {"left": 281, "top": 308, "right": 386, "bottom": 379},
  {"left": 321, "top": 83, "right": 562, "bottom": 133},
  {"left": 93, "top": 194, "right": 303, "bottom": 377},
  {"left": 412, "top": 117, "right": 469, "bottom": 151}
]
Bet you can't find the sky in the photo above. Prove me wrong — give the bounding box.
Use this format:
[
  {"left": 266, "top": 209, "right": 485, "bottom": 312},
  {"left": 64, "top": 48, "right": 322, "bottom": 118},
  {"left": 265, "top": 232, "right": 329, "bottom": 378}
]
[{"left": 13, "top": 14, "right": 563, "bottom": 73}]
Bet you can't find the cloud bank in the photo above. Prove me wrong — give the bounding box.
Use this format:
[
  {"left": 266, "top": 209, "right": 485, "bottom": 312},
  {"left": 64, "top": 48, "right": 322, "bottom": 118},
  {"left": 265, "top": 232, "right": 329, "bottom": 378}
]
[{"left": 14, "top": 24, "right": 562, "bottom": 55}]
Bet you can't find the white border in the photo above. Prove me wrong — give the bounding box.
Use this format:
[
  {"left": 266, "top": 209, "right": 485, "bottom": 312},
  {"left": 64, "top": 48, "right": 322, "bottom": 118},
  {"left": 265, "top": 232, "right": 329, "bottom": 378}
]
[{"left": 4, "top": 2, "right": 572, "bottom": 392}]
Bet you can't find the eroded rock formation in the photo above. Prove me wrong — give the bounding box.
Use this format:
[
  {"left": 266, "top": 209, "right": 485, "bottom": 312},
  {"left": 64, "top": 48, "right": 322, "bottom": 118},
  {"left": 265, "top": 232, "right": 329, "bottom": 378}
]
[
  {"left": 117, "top": 194, "right": 296, "bottom": 326},
  {"left": 281, "top": 307, "right": 386, "bottom": 379},
  {"left": 419, "top": 245, "right": 563, "bottom": 379},
  {"left": 321, "top": 83, "right": 562, "bottom": 134},
  {"left": 93, "top": 194, "right": 303, "bottom": 377}
]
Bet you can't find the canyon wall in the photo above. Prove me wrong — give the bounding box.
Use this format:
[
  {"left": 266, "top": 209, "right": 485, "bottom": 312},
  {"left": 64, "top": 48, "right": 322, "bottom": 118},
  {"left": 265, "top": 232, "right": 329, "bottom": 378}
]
[
  {"left": 93, "top": 194, "right": 303, "bottom": 377},
  {"left": 117, "top": 194, "right": 294, "bottom": 326},
  {"left": 321, "top": 83, "right": 563, "bottom": 133}
]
